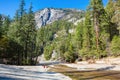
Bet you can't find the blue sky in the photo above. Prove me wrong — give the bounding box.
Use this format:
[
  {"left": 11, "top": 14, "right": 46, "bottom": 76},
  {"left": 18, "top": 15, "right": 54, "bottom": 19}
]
[{"left": 0, "top": 0, "right": 108, "bottom": 18}]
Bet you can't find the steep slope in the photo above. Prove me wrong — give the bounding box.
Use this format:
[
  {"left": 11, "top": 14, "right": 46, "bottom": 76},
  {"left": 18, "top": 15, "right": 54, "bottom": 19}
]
[{"left": 35, "top": 8, "right": 84, "bottom": 28}]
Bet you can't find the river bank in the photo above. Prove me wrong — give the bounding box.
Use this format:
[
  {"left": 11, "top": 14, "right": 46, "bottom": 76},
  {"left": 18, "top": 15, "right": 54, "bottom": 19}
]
[
  {"left": 49, "top": 57, "right": 120, "bottom": 80},
  {"left": 64, "top": 57, "right": 120, "bottom": 71},
  {"left": 0, "top": 64, "right": 71, "bottom": 80}
]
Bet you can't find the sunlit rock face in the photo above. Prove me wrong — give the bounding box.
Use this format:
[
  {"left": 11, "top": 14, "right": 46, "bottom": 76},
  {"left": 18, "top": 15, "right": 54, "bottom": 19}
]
[{"left": 35, "top": 8, "right": 84, "bottom": 28}]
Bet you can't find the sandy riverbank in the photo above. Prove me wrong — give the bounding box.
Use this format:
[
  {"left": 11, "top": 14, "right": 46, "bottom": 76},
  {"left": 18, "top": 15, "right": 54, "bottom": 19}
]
[{"left": 64, "top": 57, "right": 120, "bottom": 71}]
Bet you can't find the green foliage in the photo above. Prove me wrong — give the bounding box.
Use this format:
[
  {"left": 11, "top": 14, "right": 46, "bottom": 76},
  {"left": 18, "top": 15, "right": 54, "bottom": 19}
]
[
  {"left": 74, "top": 22, "right": 83, "bottom": 50},
  {"left": 111, "top": 0, "right": 120, "bottom": 35},
  {"left": 36, "top": 20, "right": 77, "bottom": 62},
  {"left": 111, "top": 36, "right": 120, "bottom": 56},
  {"left": 105, "top": 0, "right": 119, "bottom": 40},
  {"left": 31, "top": 0, "right": 120, "bottom": 62},
  {"left": 64, "top": 40, "right": 76, "bottom": 62},
  {"left": 64, "top": 51, "right": 75, "bottom": 63},
  {"left": 79, "top": 49, "right": 95, "bottom": 60},
  {"left": 44, "top": 44, "right": 54, "bottom": 60},
  {"left": 2, "top": 16, "right": 11, "bottom": 35},
  {"left": 0, "top": 37, "right": 8, "bottom": 57},
  {"left": 106, "top": 0, "right": 115, "bottom": 19},
  {"left": 0, "top": 0, "right": 37, "bottom": 65},
  {"left": 0, "top": 14, "right": 3, "bottom": 38}
]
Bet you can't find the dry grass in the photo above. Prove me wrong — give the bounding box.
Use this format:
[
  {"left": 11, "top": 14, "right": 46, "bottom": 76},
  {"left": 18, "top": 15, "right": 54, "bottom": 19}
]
[{"left": 49, "top": 64, "right": 120, "bottom": 80}]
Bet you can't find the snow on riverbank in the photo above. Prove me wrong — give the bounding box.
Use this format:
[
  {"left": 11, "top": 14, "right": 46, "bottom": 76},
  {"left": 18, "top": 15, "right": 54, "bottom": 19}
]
[
  {"left": 64, "top": 57, "right": 120, "bottom": 71},
  {"left": 0, "top": 64, "right": 71, "bottom": 80}
]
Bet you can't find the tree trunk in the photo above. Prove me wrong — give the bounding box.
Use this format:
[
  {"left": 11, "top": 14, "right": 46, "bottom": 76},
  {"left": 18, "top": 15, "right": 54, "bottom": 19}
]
[
  {"left": 94, "top": 12, "right": 99, "bottom": 52},
  {"left": 25, "top": 40, "right": 28, "bottom": 64}
]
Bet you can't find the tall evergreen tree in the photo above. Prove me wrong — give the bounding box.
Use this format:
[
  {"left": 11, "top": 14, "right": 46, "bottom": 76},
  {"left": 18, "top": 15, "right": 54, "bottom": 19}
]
[
  {"left": 80, "top": 8, "right": 94, "bottom": 58},
  {"left": 90, "top": 0, "right": 105, "bottom": 53},
  {"left": 83, "top": 9, "right": 92, "bottom": 50},
  {"left": 7, "top": 0, "right": 26, "bottom": 65},
  {"left": 106, "top": 0, "right": 119, "bottom": 40},
  {"left": 75, "top": 22, "right": 83, "bottom": 50},
  {"left": 27, "top": 3, "right": 36, "bottom": 64},
  {"left": 19, "top": 0, "right": 25, "bottom": 18},
  {"left": 106, "top": 0, "right": 115, "bottom": 19},
  {"left": 2, "top": 16, "right": 11, "bottom": 36},
  {"left": 112, "top": 0, "right": 120, "bottom": 34},
  {"left": 16, "top": 0, "right": 25, "bottom": 65},
  {"left": 0, "top": 14, "right": 3, "bottom": 38}
]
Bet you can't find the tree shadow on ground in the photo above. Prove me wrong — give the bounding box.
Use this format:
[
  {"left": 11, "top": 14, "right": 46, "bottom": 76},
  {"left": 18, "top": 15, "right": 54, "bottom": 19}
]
[
  {"left": 80, "top": 72, "right": 120, "bottom": 80},
  {"left": 50, "top": 65, "right": 120, "bottom": 80},
  {"left": 0, "top": 76, "right": 22, "bottom": 80},
  {"left": 0, "top": 64, "right": 61, "bottom": 80}
]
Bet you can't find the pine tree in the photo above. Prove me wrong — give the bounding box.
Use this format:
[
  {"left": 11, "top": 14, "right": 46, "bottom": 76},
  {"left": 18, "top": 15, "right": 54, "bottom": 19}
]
[
  {"left": 14, "top": 10, "right": 19, "bottom": 22},
  {"left": 81, "top": 8, "right": 94, "bottom": 58},
  {"left": 19, "top": 0, "right": 25, "bottom": 18},
  {"left": 18, "top": 0, "right": 26, "bottom": 45},
  {"left": 90, "top": 0, "right": 105, "bottom": 54},
  {"left": 75, "top": 22, "right": 83, "bottom": 50},
  {"left": 112, "top": 0, "right": 120, "bottom": 34},
  {"left": 110, "top": 0, "right": 120, "bottom": 57},
  {"left": 16, "top": 0, "right": 26, "bottom": 65},
  {"left": 106, "top": 0, "right": 119, "bottom": 40},
  {"left": 111, "top": 36, "right": 120, "bottom": 56},
  {"left": 83, "top": 9, "right": 92, "bottom": 50},
  {"left": 7, "top": 0, "right": 26, "bottom": 65},
  {"left": 27, "top": 3, "right": 36, "bottom": 64},
  {"left": 106, "top": 0, "right": 115, "bottom": 19},
  {"left": 7, "top": 13, "right": 20, "bottom": 65},
  {"left": 0, "top": 14, "right": 3, "bottom": 38},
  {"left": 2, "top": 16, "right": 11, "bottom": 35}
]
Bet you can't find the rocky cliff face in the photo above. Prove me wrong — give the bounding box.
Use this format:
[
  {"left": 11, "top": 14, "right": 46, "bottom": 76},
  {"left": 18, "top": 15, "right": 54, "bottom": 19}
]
[{"left": 35, "top": 8, "right": 84, "bottom": 28}]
